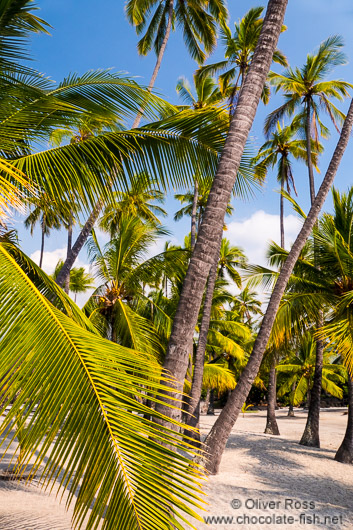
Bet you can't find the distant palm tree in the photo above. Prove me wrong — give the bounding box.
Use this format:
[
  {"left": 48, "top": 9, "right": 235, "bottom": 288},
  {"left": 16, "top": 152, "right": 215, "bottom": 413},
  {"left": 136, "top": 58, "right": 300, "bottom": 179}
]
[
  {"left": 53, "top": 260, "right": 95, "bottom": 303},
  {"left": 196, "top": 6, "right": 288, "bottom": 112},
  {"left": 126, "top": 0, "right": 228, "bottom": 126},
  {"left": 99, "top": 173, "right": 167, "bottom": 236},
  {"left": 24, "top": 192, "right": 70, "bottom": 267},
  {"left": 253, "top": 121, "right": 322, "bottom": 247},
  {"left": 277, "top": 334, "right": 346, "bottom": 407},
  {"left": 232, "top": 286, "right": 263, "bottom": 326},
  {"left": 265, "top": 35, "right": 351, "bottom": 204}
]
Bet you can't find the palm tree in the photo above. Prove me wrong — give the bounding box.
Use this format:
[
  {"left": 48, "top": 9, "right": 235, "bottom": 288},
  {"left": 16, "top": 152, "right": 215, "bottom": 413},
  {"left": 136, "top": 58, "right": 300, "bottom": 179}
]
[
  {"left": 277, "top": 334, "right": 346, "bottom": 408},
  {"left": 153, "top": 0, "right": 289, "bottom": 440},
  {"left": 53, "top": 260, "right": 95, "bottom": 303},
  {"left": 24, "top": 192, "right": 70, "bottom": 267},
  {"left": 196, "top": 6, "right": 288, "bottom": 112},
  {"left": 232, "top": 286, "right": 263, "bottom": 326},
  {"left": 264, "top": 36, "right": 351, "bottom": 448},
  {"left": 265, "top": 36, "right": 351, "bottom": 204},
  {"left": 126, "top": 0, "right": 228, "bottom": 127},
  {"left": 99, "top": 173, "right": 167, "bottom": 236},
  {"left": 253, "top": 121, "right": 322, "bottom": 247}
]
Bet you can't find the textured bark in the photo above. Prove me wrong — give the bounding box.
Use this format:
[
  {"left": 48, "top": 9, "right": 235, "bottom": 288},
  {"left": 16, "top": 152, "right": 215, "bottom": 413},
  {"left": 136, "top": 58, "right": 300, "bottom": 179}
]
[
  {"left": 207, "top": 390, "right": 215, "bottom": 415},
  {"left": 335, "top": 375, "right": 353, "bottom": 464},
  {"left": 132, "top": 0, "right": 174, "bottom": 128},
  {"left": 201, "top": 98, "right": 353, "bottom": 474},
  {"left": 64, "top": 219, "right": 73, "bottom": 295},
  {"left": 55, "top": 201, "right": 102, "bottom": 288},
  {"left": 264, "top": 358, "right": 280, "bottom": 435},
  {"left": 305, "top": 100, "right": 316, "bottom": 205},
  {"left": 154, "top": 0, "right": 290, "bottom": 429},
  {"left": 190, "top": 178, "right": 198, "bottom": 251},
  {"left": 184, "top": 259, "right": 219, "bottom": 443}
]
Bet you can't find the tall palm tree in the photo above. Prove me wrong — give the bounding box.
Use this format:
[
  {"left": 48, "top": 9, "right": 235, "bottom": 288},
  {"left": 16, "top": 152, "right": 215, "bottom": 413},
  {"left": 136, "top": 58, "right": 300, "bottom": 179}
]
[
  {"left": 265, "top": 36, "right": 351, "bottom": 448},
  {"left": 253, "top": 121, "right": 322, "bottom": 247},
  {"left": 265, "top": 36, "right": 351, "bottom": 204},
  {"left": 53, "top": 260, "right": 95, "bottom": 303},
  {"left": 153, "top": 0, "right": 289, "bottom": 440},
  {"left": 24, "top": 192, "right": 70, "bottom": 267},
  {"left": 196, "top": 6, "right": 288, "bottom": 112},
  {"left": 232, "top": 286, "right": 263, "bottom": 326},
  {"left": 126, "top": 0, "right": 228, "bottom": 127}
]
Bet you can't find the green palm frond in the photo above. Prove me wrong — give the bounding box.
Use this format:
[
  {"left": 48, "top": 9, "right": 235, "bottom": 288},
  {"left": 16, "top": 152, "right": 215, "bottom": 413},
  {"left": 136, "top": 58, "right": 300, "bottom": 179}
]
[
  {"left": 203, "top": 362, "right": 236, "bottom": 392},
  {"left": 0, "top": 243, "right": 205, "bottom": 529}
]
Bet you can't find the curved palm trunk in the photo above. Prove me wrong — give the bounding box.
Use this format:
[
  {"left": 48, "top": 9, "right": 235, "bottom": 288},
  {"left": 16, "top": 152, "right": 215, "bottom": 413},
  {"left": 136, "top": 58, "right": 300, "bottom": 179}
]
[
  {"left": 335, "top": 375, "right": 353, "bottom": 464},
  {"left": 264, "top": 357, "right": 280, "bottom": 435},
  {"left": 184, "top": 259, "right": 218, "bottom": 444},
  {"left": 201, "top": 99, "right": 353, "bottom": 474},
  {"left": 39, "top": 217, "right": 45, "bottom": 269},
  {"left": 56, "top": 201, "right": 102, "bottom": 288},
  {"left": 300, "top": 99, "right": 324, "bottom": 447},
  {"left": 64, "top": 217, "right": 73, "bottom": 295},
  {"left": 190, "top": 178, "right": 199, "bottom": 251},
  {"left": 132, "top": 0, "right": 174, "bottom": 129},
  {"left": 154, "top": 0, "right": 290, "bottom": 430}
]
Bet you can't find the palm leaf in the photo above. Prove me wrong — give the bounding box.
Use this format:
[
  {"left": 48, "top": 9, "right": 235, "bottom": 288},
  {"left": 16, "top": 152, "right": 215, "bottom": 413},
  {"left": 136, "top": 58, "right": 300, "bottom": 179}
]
[{"left": 0, "top": 243, "right": 205, "bottom": 529}]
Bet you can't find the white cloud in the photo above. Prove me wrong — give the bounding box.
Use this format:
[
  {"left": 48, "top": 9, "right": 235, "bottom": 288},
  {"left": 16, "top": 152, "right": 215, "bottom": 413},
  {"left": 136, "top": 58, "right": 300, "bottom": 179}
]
[{"left": 226, "top": 210, "right": 303, "bottom": 267}]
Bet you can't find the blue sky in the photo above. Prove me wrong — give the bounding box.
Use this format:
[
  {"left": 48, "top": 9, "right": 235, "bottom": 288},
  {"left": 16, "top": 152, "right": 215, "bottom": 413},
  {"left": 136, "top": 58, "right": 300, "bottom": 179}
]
[{"left": 15, "top": 0, "right": 353, "bottom": 294}]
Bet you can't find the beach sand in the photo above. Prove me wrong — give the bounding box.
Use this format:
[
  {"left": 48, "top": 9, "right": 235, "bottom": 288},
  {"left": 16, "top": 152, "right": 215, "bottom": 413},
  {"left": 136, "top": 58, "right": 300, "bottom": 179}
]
[{"left": 0, "top": 408, "right": 352, "bottom": 529}]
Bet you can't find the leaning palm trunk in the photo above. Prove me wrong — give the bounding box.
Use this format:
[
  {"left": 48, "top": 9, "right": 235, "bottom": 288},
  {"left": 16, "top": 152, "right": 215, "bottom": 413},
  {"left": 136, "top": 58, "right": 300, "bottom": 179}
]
[
  {"left": 154, "top": 0, "right": 289, "bottom": 429},
  {"left": 56, "top": 201, "right": 102, "bottom": 288},
  {"left": 39, "top": 218, "right": 45, "bottom": 269},
  {"left": 300, "top": 99, "right": 324, "bottom": 447},
  {"left": 288, "top": 381, "right": 296, "bottom": 416},
  {"left": 132, "top": 0, "right": 174, "bottom": 128},
  {"left": 201, "top": 98, "right": 353, "bottom": 474},
  {"left": 185, "top": 259, "right": 219, "bottom": 444},
  {"left": 264, "top": 357, "right": 280, "bottom": 435},
  {"left": 335, "top": 375, "right": 353, "bottom": 464}
]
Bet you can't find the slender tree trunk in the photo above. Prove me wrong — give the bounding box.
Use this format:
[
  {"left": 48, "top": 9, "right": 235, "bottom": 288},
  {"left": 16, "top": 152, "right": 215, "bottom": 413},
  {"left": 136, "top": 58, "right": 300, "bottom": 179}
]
[
  {"left": 207, "top": 390, "right": 215, "bottom": 415},
  {"left": 154, "top": 0, "right": 290, "bottom": 429},
  {"left": 280, "top": 172, "right": 285, "bottom": 248},
  {"left": 288, "top": 381, "right": 296, "bottom": 416},
  {"left": 335, "top": 375, "right": 353, "bottom": 464},
  {"left": 39, "top": 218, "right": 45, "bottom": 269},
  {"left": 264, "top": 357, "right": 280, "bottom": 435},
  {"left": 200, "top": 99, "right": 353, "bottom": 474},
  {"left": 190, "top": 178, "right": 198, "bottom": 251},
  {"left": 55, "top": 201, "right": 102, "bottom": 288},
  {"left": 184, "top": 259, "right": 219, "bottom": 443},
  {"left": 202, "top": 389, "right": 210, "bottom": 414},
  {"left": 300, "top": 98, "right": 324, "bottom": 447},
  {"left": 64, "top": 217, "right": 73, "bottom": 295},
  {"left": 132, "top": 0, "right": 174, "bottom": 128}
]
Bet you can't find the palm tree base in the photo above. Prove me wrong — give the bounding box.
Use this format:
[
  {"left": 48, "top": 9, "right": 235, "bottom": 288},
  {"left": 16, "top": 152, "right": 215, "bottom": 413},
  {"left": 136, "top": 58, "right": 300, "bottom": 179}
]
[
  {"left": 335, "top": 443, "right": 353, "bottom": 464},
  {"left": 299, "top": 422, "right": 320, "bottom": 447},
  {"left": 264, "top": 419, "right": 280, "bottom": 435}
]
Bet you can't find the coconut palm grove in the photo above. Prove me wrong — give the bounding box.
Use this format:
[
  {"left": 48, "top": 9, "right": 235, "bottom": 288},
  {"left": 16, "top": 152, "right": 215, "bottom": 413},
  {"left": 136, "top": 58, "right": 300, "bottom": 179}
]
[{"left": 1, "top": 0, "right": 353, "bottom": 529}]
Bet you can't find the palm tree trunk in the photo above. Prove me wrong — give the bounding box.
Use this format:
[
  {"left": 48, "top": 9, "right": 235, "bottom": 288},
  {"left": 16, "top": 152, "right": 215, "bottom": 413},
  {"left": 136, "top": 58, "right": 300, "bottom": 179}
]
[
  {"left": 132, "top": 0, "right": 174, "bottom": 129},
  {"left": 64, "top": 217, "right": 73, "bottom": 295},
  {"left": 190, "top": 178, "right": 198, "bottom": 251},
  {"left": 335, "top": 375, "right": 353, "bottom": 464},
  {"left": 39, "top": 218, "right": 45, "bottom": 269},
  {"left": 280, "top": 172, "right": 285, "bottom": 248},
  {"left": 153, "top": 0, "right": 289, "bottom": 430},
  {"left": 200, "top": 99, "right": 353, "bottom": 475},
  {"left": 55, "top": 201, "right": 102, "bottom": 288},
  {"left": 264, "top": 357, "right": 280, "bottom": 435},
  {"left": 300, "top": 98, "right": 324, "bottom": 447},
  {"left": 288, "top": 381, "right": 296, "bottom": 416},
  {"left": 184, "top": 259, "right": 218, "bottom": 443}
]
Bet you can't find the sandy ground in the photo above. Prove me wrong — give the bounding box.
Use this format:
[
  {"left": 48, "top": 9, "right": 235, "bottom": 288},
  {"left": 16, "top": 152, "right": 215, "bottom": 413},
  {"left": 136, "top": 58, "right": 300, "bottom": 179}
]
[{"left": 0, "top": 408, "right": 352, "bottom": 530}]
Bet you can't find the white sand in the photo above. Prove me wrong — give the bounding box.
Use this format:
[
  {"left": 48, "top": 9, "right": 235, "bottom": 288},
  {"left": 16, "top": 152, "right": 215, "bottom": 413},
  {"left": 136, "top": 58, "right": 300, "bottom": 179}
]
[
  {"left": 0, "top": 409, "right": 352, "bottom": 529},
  {"left": 196, "top": 408, "right": 353, "bottom": 530}
]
